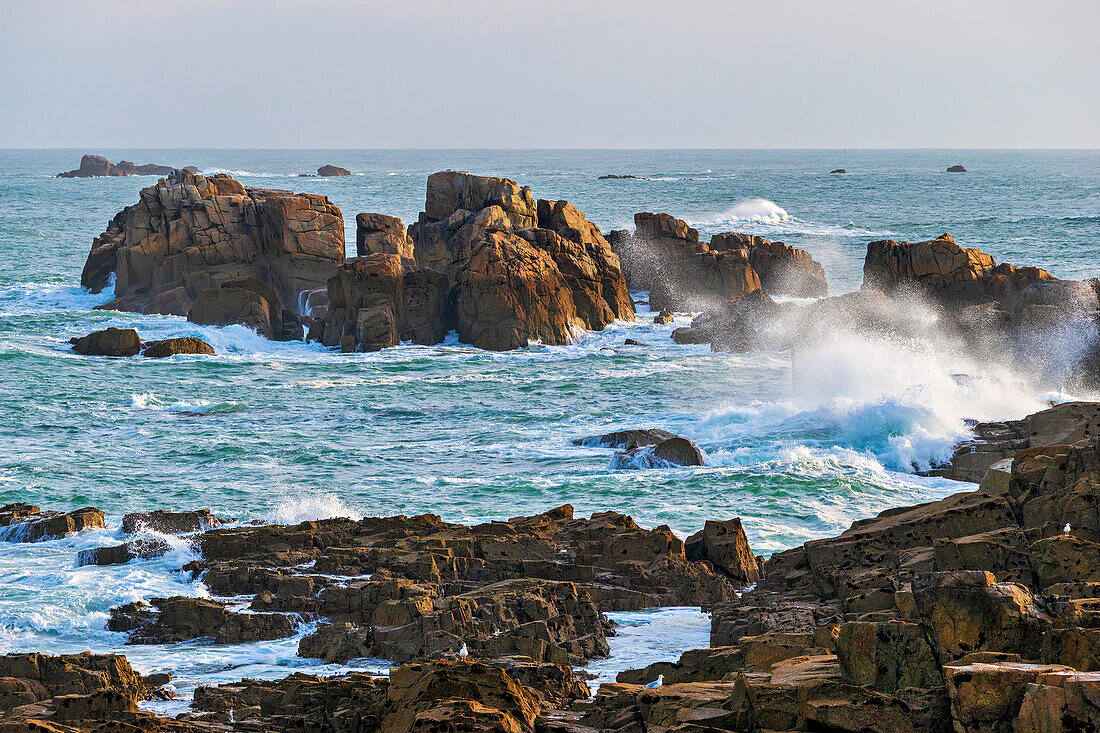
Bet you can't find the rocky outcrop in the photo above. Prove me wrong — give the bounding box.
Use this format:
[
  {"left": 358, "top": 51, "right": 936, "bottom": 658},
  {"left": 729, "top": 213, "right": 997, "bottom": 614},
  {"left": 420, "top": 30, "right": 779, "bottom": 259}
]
[
  {"left": 317, "top": 164, "right": 351, "bottom": 176},
  {"left": 82, "top": 170, "right": 344, "bottom": 322},
  {"left": 56, "top": 154, "right": 195, "bottom": 178},
  {"left": 108, "top": 596, "right": 298, "bottom": 645},
  {"left": 141, "top": 337, "right": 215, "bottom": 358},
  {"left": 929, "top": 401, "right": 1100, "bottom": 483},
  {"left": 948, "top": 164, "right": 967, "bottom": 172},
  {"left": 121, "top": 509, "right": 223, "bottom": 535},
  {"left": 356, "top": 213, "right": 414, "bottom": 261},
  {"left": 316, "top": 171, "right": 634, "bottom": 352},
  {"left": 863, "top": 233, "right": 1056, "bottom": 306},
  {"left": 671, "top": 290, "right": 781, "bottom": 352},
  {"left": 70, "top": 327, "right": 141, "bottom": 356},
  {"left": 611, "top": 436, "right": 706, "bottom": 468},
  {"left": 611, "top": 212, "right": 827, "bottom": 309},
  {"left": 0, "top": 504, "right": 105, "bottom": 542}
]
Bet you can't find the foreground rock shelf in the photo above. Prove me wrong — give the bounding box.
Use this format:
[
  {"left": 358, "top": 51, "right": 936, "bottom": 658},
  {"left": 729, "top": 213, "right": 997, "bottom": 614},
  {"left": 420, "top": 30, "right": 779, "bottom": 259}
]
[{"left": 4, "top": 403, "right": 1100, "bottom": 731}]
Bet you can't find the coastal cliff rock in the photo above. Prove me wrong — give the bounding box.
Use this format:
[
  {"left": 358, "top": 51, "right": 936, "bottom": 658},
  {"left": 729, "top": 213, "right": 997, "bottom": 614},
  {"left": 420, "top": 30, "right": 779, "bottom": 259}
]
[
  {"left": 81, "top": 170, "right": 344, "bottom": 322},
  {"left": 610, "top": 212, "right": 827, "bottom": 310},
  {"left": 188, "top": 276, "right": 306, "bottom": 341},
  {"left": 317, "top": 171, "right": 634, "bottom": 352},
  {"left": 56, "top": 154, "right": 195, "bottom": 178}
]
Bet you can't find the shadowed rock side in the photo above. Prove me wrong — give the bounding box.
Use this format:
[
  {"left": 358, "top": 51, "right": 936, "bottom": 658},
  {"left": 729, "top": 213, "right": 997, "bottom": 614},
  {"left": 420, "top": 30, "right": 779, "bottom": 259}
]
[
  {"left": 313, "top": 171, "right": 635, "bottom": 352},
  {"left": 609, "top": 212, "right": 827, "bottom": 310},
  {"left": 81, "top": 169, "right": 345, "bottom": 320}
]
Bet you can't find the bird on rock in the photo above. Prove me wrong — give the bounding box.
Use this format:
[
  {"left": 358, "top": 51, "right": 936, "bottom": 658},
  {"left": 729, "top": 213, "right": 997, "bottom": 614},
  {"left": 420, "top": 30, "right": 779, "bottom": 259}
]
[
  {"left": 645, "top": 674, "right": 663, "bottom": 689},
  {"left": 458, "top": 642, "right": 469, "bottom": 658},
  {"left": 1064, "top": 523, "right": 1072, "bottom": 537}
]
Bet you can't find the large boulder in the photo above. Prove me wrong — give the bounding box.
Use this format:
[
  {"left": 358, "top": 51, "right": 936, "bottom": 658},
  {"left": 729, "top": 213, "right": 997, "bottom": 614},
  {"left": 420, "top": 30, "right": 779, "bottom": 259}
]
[
  {"left": 81, "top": 170, "right": 344, "bottom": 320},
  {"left": 356, "top": 212, "right": 414, "bottom": 261},
  {"left": 140, "top": 337, "right": 215, "bottom": 358},
  {"left": 70, "top": 327, "right": 141, "bottom": 356},
  {"left": 685, "top": 518, "right": 761, "bottom": 585},
  {"left": 317, "top": 164, "right": 350, "bottom": 176}
]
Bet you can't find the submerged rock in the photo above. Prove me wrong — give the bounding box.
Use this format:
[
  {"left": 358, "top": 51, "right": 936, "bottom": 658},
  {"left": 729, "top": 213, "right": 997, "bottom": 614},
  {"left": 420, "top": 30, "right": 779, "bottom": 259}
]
[{"left": 70, "top": 327, "right": 141, "bottom": 356}]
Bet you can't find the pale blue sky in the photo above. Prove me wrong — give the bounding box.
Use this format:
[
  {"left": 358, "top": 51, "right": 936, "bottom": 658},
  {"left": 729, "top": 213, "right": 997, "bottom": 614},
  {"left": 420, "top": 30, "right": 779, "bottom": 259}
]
[{"left": 2, "top": 0, "right": 1097, "bottom": 148}]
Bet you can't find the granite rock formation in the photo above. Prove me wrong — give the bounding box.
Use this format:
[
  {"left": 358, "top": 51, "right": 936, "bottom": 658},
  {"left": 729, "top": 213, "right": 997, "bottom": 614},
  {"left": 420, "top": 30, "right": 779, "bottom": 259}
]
[
  {"left": 57, "top": 154, "right": 196, "bottom": 178},
  {"left": 81, "top": 170, "right": 344, "bottom": 321}
]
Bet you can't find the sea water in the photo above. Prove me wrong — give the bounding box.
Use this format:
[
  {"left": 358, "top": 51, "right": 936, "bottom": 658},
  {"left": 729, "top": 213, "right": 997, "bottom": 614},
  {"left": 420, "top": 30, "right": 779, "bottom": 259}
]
[{"left": 0, "top": 148, "right": 1097, "bottom": 701}]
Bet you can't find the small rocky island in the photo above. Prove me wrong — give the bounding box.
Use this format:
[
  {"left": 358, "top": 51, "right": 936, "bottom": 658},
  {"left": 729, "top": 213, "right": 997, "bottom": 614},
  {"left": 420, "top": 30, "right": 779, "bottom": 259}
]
[{"left": 57, "top": 154, "right": 197, "bottom": 178}]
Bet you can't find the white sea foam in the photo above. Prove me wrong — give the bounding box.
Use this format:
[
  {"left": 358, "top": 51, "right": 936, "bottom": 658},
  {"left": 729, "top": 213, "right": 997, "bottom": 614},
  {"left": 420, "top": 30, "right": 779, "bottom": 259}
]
[
  {"left": 691, "top": 198, "right": 893, "bottom": 239},
  {"left": 262, "top": 493, "right": 365, "bottom": 525}
]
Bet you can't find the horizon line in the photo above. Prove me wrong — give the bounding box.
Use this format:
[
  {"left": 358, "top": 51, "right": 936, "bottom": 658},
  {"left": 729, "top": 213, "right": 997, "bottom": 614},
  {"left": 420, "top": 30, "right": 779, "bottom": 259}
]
[{"left": 3, "top": 146, "right": 1099, "bottom": 152}]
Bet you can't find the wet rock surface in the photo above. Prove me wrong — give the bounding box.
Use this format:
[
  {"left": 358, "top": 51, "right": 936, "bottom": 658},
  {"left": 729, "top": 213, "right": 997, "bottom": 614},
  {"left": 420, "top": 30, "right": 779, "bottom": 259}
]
[
  {"left": 12, "top": 406, "right": 1100, "bottom": 731},
  {"left": 0, "top": 504, "right": 105, "bottom": 542},
  {"left": 71, "top": 327, "right": 142, "bottom": 356}
]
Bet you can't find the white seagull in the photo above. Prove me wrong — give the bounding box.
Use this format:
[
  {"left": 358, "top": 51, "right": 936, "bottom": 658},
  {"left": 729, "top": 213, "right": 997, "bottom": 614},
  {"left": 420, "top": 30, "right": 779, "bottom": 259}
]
[
  {"left": 645, "top": 674, "right": 663, "bottom": 689},
  {"left": 458, "top": 642, "right": 469, "bottom": 658},
  {"left": 1064, "top": 523, "right": 1072, "bottom": 537}
]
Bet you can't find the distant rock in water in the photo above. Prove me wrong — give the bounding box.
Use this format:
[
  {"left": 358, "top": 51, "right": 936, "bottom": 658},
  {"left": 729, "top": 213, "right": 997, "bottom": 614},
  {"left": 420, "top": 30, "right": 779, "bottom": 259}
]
[
  {"left": 612, "top": 436, "right": 706, "bottom": 468},
  {"left": 947, "top": 164, "right": 967, "bottom": 172},
  {"left": 140, "top": 337, "right": 215, "bottom": 358},
  {"left": 830, "top": 168, "right": 846, "bottom": 174},
  {"left": 70, "top": 327, "right": 141, "bottom": 356},
  {"left": 598, "top": 174, "right": 645, "bottom": 180},
  {"left": 57, "top": 154, "right": 196, "bottom": 178},
  {"left": 317, "top": 164, "right": 351, "bottom": 176},
  {"left": 82, "top": 169, "right": 344, "bottom": 323},
  {"left": 572, "top": 428, "right": 677, "bottom": 448}
]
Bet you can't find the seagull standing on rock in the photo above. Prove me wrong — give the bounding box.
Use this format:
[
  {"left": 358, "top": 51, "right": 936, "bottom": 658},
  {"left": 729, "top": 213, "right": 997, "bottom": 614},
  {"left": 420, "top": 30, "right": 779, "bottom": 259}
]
[
  {"left": 1064, "top": 523, "right": 1072, "bottom": 537},
  {"left": 458, "top": 642, "right": 469, "bottom": 658},
  {"left": 645, "top": 674, "right": 663, "bottom": 689}
]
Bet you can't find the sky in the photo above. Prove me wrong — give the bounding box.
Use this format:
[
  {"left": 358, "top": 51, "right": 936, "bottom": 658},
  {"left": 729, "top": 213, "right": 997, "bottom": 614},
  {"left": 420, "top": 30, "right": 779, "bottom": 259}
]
[{"left": 1, "top": 0, "right": 1098, "bottom": 149}]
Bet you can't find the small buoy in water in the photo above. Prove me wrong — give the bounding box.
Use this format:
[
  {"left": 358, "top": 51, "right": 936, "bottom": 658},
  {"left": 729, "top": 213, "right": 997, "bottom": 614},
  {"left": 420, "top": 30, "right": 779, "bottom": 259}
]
[
  {"left": 1064, "top": 523, "right": 1071, "bottom": 537},
  {"left": 645, "top": 674, "right": 663, "bottom": 689},
  {"left": 458, "top": 642, "right": 469, "bottom": 657}
]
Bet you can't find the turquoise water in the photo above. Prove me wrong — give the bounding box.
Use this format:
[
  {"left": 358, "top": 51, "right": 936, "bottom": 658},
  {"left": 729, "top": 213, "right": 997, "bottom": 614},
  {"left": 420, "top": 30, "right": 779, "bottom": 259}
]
[{"left": 0, "top": 149, "right": 1097, "bottom": 697}]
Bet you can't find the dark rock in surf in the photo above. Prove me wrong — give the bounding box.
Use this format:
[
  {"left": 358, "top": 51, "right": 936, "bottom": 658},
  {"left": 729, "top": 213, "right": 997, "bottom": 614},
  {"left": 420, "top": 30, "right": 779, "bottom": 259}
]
[
  {"left": 831, "top": 168, "right": 847, "bottom": 174},
  {"left": 598, "top": 174, "right": 644, "bottom": 180},
  {"left": 572, "top": 428, "right": 678, "bottom": 448},
  {"left": 948, "top": 164, "right": 967, "bottom": 173},
  {"left": 317, "top": 164, "right": 351, "bottom": 177},
  {"left": 71, "top": 327, "right": 141, "bottom": 356},
  {"left": 612, "top": 436, "right": 706, "bottom": 468},
  {"left": 141, "top": 337, "right": 215, "bottom": 358},
  {"left": 76, "top": 537, "right": 171, "bottom": 567},
  {"left": 0, "top": 504, "right": 106, "bottom": 542},
  {"left": 654, "top": 310, "right": 674, "bottom": 324},
  {"left": 121, "top": 509, "right": 224, "bottom": 535}
]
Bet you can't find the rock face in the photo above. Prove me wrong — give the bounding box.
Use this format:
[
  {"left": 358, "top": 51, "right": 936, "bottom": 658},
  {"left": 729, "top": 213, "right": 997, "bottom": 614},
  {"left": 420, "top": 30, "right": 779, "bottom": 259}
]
[
  {"left": 930, "top": 401, "right": 1100, "bottom": 483},
  {"left": 56, "top": 154, "right": 194, "bottom": 178},
  {"left": 612, "top": 211, "right": 827, "bottom": 310},
  {"left": 188, "top": 276, "right": 305, "bottom": 341},
  {"left": 316, "top": 171, "right": 634, "bottom": 352},
  {"left": 863, "top": 233, "right": 1056, "bottom": 306},
  {"left": 317, "top": 164, "right": 351, "bottom": 176},
  {"left": 108, "top": 596, "right": 297, "bottom": 645},
  {"left": 70, "top": 327, "right": 141, "bottom": 356},
  {"left": 141, "top": 337, "right": 216, "bottom": 358},
  {"left": 356, "top": 213, "right": 415, "bottom": 261},
  {"left": 81, "top": 170, "right": 344, "bottom": 322},
  {"left": 0, "top": 504, "right": 105, "bottom": 542}
]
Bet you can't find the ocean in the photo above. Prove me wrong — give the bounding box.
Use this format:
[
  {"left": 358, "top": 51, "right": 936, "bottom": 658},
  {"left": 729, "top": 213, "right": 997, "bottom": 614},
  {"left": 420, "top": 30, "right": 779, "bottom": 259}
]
[{"left": 1, "top": 148, "right": 1097, "bottom": 706}]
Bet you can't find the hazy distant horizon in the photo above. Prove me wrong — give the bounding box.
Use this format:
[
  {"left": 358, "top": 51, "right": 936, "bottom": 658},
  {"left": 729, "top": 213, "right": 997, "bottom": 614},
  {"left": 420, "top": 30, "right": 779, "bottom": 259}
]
[{"left": 3, "top": 0, "right": 1098, "bottom": 149}]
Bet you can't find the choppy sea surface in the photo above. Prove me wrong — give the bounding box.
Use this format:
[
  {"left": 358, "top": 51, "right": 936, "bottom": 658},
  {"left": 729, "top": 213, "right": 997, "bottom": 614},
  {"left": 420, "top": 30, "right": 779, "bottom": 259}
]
[{"left": 1, "top": 149, "right": 1097, "bottom": 702}]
